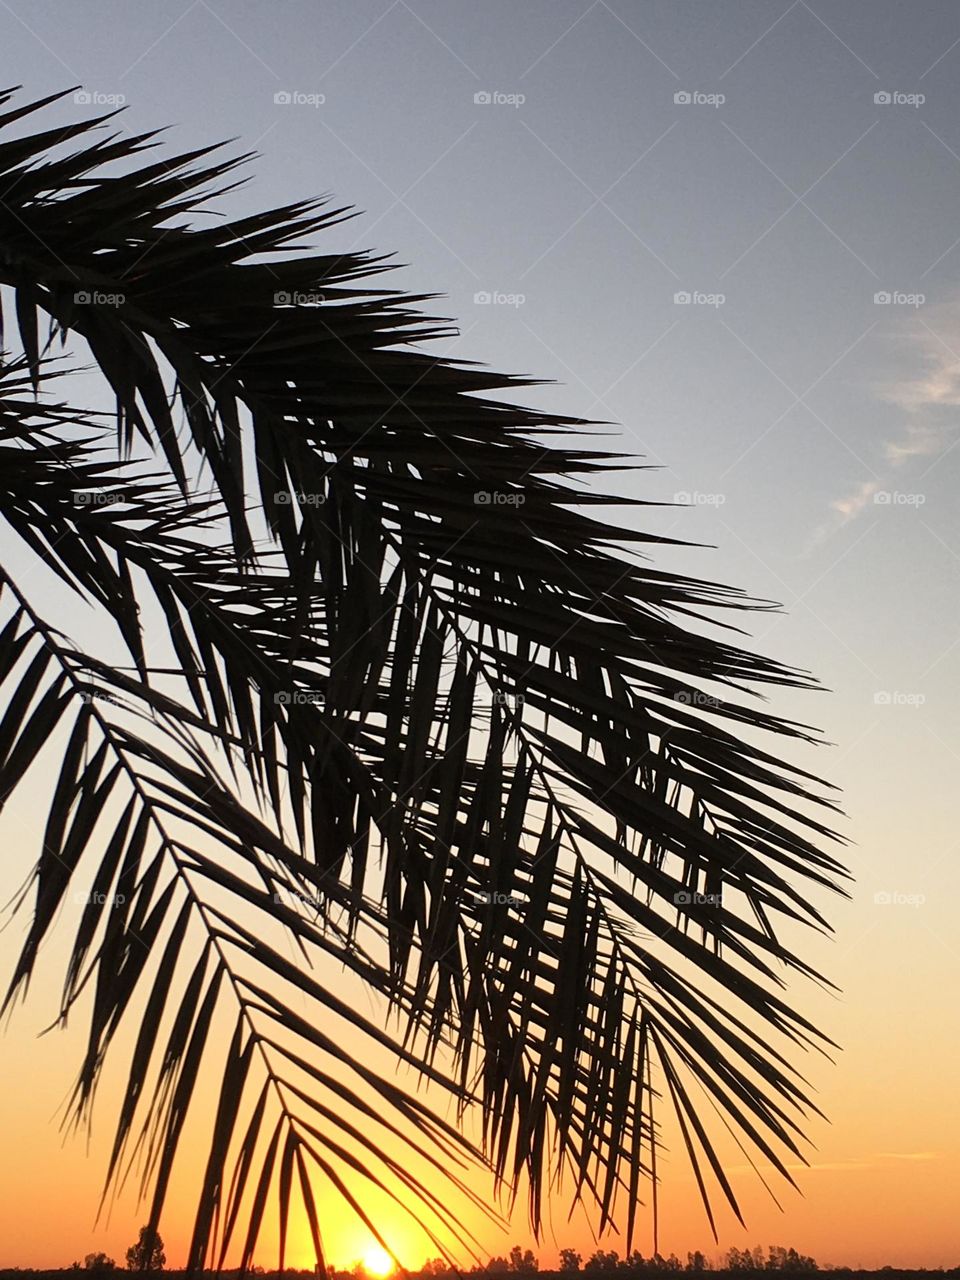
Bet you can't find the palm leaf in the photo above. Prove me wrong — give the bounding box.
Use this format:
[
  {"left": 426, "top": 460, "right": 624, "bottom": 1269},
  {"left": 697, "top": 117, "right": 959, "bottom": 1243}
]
[{"left": 0, "top": 86, "right": 848, "bottom": 1272}]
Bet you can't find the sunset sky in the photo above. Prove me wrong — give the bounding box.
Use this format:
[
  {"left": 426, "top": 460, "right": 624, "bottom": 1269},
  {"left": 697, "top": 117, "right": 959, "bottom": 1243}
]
[{"left": 1, "top": 0, "right": 960, "bottom": 1271}]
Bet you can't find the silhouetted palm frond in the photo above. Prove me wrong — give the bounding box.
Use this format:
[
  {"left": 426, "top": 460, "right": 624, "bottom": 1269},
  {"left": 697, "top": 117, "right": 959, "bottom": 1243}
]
[{"left": 0, "top": 87, "right": 847, "bottom": 1271}]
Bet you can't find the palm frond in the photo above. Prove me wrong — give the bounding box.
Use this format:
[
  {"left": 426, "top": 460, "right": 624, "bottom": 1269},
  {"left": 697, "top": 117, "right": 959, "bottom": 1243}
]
[{"left": 0, "top": 86, "right": 848, "bottom": 1271}]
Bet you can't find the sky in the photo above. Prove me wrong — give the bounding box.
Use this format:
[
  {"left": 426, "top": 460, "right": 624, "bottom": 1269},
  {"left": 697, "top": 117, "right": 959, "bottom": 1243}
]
[{"left": 1, "top": 0, "right": 959, "bottom": 1271}]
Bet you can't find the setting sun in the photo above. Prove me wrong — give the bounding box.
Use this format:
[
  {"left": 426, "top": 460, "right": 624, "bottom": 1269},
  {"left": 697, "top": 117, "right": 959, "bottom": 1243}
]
[{"left": 362, "top": 1245, "right": 395, "bottom": 1277}]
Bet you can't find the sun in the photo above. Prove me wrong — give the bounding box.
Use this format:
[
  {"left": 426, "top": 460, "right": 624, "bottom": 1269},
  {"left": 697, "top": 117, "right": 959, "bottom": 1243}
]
[{"left": 362, "top": 1245, "right": 395, "bottom": 1277}]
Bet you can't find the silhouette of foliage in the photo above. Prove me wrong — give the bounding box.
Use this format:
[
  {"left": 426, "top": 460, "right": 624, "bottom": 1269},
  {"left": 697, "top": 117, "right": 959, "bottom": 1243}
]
[
  {"left": 124, "top": 1230, "right": 164, "bottom": 1274},
  {"left": 0, "top": 86, "right": 846, "bottom": 1269},
  {"left": 585, "top": 1254, "right": 621, "bottom": 1272},
  {"left": 509, "top": 1249, "right": 538, "bottom": 1274},
  {"left": 82, "top": 1257, "right": 116, "bottom": 1275},
  {"left": 724, "top": 1248, "right": 816, "bottom": 1274}
]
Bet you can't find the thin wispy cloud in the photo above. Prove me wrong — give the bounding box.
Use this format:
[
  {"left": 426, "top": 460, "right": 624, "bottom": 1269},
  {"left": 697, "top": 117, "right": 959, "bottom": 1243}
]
[
  {"left": 884, "top": 422, "right": 947, "bottom": 464},
  {"left": 831, "top": 479, "right": 880, "bottom": 524},
  {"left": 804, "top": 478, "right": 879, "bottom": 553},
  {"left": 725, "top": 1159, "right": 874, "bottom": 1175},
  {"left": 787, "top": 1160, "right": 875, "bottom": 1173},
  {"left": 727, "top": 1151, "right": 940, "bottom": 1177},
  {"left": 874, "top": 1150, "right": 940, "bottom": 1162},
  {"left": 814, "top": 305, "right": 960, "bottom": 545},
  {"left": 879, "top": 312, "right": 960, "bottom": 461}
]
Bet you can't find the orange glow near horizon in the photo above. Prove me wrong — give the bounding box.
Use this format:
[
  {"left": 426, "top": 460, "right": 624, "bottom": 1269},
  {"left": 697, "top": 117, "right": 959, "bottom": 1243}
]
[{"left": 1, "top": 822, "right": 958, "bottom": 1272}]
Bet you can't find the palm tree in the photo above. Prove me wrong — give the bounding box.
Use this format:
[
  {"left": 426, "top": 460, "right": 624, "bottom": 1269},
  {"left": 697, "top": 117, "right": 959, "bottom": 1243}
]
[{"left": 0, "top": 87, "right": 847, "bottom": 1272}]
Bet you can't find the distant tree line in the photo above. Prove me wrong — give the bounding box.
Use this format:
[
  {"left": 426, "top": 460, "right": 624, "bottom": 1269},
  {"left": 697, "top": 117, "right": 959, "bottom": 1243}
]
[
  {"left": 412, "top": 1244, "right": 819, "bottom": 1275},
  {"left": 47, "top": 1233, "right": 960, "bottom": 1274}
]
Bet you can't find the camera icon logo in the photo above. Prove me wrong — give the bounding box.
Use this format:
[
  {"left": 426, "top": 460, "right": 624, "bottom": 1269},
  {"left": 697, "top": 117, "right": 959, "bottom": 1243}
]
[
  {"left": 274, "top": 290, "right": 292, "bottom": 305},
  {"left": 474, "top": 491, "right": 492, "bottom": 504},
  {"left": 673, "top": 290, "right": 691, "bottom": 304},
  {"left": 874, "top": 291, "right": 891, "bottom": 304},
  {"left": 474, "top": 91, "right": 492, "bottom": 105},
  {"left": 474, "top": 290, "right": 492, "bottom": 304},
  {"left": 74, "top": 290, "right": 91, "bottom": 305},
  {"left": 674, "top": 91, "right": 692, "bottom": 105},
  {"left": 74, "top": 90, "right": 92, "bottom": 105},
  {"left": 274, "top": 691, "right": 292, "bottom": 705},
  {"left": 874, "top": 91, "right": 892, "bottom": 105},
  {"left": 274, "top": 91, "right": 292, "bottom": 105}
]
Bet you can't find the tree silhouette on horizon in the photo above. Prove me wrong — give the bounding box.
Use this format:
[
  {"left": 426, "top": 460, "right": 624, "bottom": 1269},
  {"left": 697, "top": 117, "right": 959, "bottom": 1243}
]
[{"left": 125, "top": 1229, "right": 165, "bottom": 1274}]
